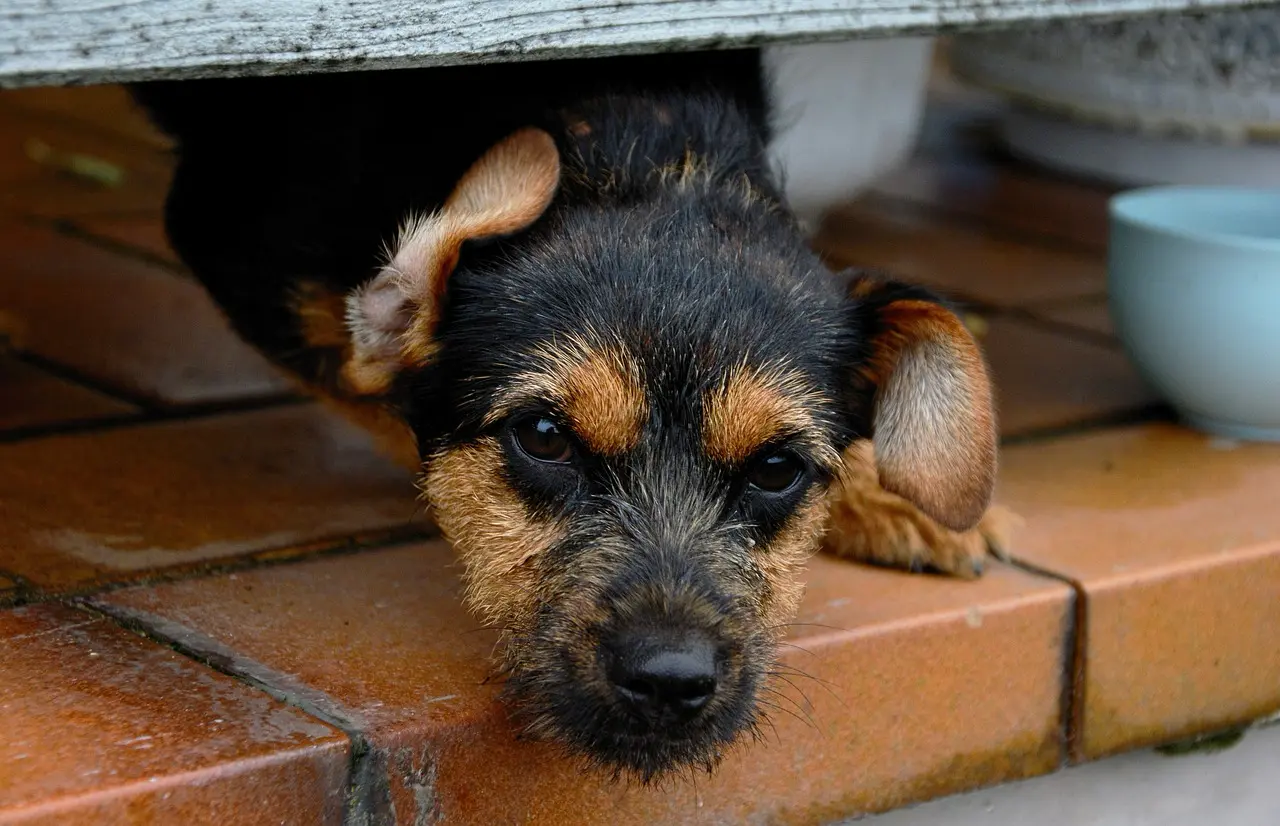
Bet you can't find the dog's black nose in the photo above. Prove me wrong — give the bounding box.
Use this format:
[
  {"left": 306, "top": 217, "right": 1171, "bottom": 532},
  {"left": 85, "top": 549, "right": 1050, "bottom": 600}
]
[{"left": 608, "top": 636, "right": 718, "bottom": 721}]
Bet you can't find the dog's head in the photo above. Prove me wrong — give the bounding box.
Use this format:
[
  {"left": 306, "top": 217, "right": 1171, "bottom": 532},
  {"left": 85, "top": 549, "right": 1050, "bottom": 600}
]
[{"left": 339, "top": 126, "right": 996, "bottom": 780}]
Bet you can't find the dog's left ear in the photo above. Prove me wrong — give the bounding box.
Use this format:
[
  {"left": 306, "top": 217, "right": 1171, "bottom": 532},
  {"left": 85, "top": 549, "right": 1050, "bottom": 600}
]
[
  {"left": 342, "top": 127, "right": 561, "bottom": 395},
  {"left": 844, "top": 273, "right": 998, "bottom": 532}
]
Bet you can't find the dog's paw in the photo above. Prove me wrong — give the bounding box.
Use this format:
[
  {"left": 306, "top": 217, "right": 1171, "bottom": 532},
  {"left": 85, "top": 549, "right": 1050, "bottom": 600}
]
[{"left": 822, "top": 479, "right": 1021, "bottom": 579}]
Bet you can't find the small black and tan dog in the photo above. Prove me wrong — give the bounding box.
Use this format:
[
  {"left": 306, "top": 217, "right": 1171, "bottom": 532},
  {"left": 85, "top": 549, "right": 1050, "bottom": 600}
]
[{"left": 130, "top": 49, "right": 1010, "bottom": 781}]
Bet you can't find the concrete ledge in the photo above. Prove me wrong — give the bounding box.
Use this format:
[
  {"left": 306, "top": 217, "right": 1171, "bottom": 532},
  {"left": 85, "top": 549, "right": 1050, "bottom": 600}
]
[{"left": 857, "top": 720, "right": 1280, "bottom": 826}]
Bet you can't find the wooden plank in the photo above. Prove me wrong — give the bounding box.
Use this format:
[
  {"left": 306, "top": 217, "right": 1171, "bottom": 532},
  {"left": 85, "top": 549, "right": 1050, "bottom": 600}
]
[{"left": 0, "top": 0, "right": 1263, "bottom": 89}]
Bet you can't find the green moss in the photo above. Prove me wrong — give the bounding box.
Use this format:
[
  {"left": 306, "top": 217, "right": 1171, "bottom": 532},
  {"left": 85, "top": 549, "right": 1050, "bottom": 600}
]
[{"left": 1155, "top": 726, "right": 1247, "bottom": 757}]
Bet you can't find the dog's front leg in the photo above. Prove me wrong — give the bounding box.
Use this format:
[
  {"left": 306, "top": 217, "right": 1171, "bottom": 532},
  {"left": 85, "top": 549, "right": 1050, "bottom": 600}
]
[{"left": 821, "top": 441, "right": 1020, "bottom": 579}]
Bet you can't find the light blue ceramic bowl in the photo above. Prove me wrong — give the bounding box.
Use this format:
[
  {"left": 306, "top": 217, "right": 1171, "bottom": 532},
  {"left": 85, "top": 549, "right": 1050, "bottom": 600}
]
[{"left": 1109, "top": 187, "right": 1280, "bottom": 442}]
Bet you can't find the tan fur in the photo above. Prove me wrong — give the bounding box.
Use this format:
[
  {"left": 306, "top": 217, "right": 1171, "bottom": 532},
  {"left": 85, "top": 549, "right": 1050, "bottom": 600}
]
[
  {"left": 293, "top": 280, "right": 351, "bottom": 352},
  {"left": 822, "top": 441, "right": 1018, "bottom": 578},
  {"left": 557, "top": 346, "right": 648, "bottom": 455},
  {"left": 758, "top": 493, "right": 828, "bottom": 632},
  {"left": 285, "top": 281, "right": 422, "bottom": 469},
  {"left": 320, "top": 395, "right": 421, "bottom": 471},
  {"left": 561, "top": 350, "right": 647, "bottom": 455},
  {"left": 343, "top": 128, "right": 562, "bottom": 396},
  {"left": 702, "top": 362, "right": 839, "bottom": 471},
  {"left": 423, "top": 438, "right": 566, "bottom": 630},
  {"left": 485, "top": 336, "right": 648, "bottom": 456},
  {"left": 651, "top": 149, "right": 768, "bottom": 209},
  {"left": 864, "top": 299, "right": 997, "bottom": 532}
]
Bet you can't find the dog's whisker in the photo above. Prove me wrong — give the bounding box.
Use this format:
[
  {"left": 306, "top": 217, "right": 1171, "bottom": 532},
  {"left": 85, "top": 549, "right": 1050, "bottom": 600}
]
[
  {"left": 754, "top": 696, "right": 816, "bottom": 732},
  {"left": 766, "top": 693, "right": 823, "bottom": 736},
  {"left": 765, "top": 671, "right": 815, "bottom": 706},
  {"left": 750, "top": 708, "right": 782, "bottom": 744},
  {"left": 767, "top": 621, "right": 850, "bottom": 633},
  {"left": 773, "top": 640, "right": 818, "bottom": 657},
  {"left": 768, "top": 666, "right": 847, "bottom": 711}
]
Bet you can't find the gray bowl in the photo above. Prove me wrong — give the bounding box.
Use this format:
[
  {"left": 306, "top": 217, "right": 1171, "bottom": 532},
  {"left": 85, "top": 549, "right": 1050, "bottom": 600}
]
[{"left": 1109, "top": 187, "right": 1280, "bottom": 442}]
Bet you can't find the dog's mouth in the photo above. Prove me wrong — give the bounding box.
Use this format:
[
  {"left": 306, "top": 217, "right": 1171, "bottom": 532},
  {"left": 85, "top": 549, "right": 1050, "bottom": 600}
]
[{"left": 499, "top": 621, "right": 769, "bottom": 782}]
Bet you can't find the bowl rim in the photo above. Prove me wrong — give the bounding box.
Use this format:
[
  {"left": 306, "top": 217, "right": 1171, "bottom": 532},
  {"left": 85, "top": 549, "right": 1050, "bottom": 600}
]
[{"left": 1109, "top": 186, "right": 1280, "bottom": 253}]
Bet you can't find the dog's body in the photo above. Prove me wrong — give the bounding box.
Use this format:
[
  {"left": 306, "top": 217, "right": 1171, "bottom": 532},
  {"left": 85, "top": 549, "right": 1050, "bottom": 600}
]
[{"left": 131, "top": 49, "right": 1009, "bottom": 780}]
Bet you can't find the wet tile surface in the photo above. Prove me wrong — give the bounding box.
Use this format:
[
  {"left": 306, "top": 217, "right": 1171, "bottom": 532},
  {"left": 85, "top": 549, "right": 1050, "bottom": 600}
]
[
  {"left": 0, "top": 222, "right": 289, "bottom": 404},
  {"left": 1078, "top": 545, "right": 1280, "bottom": 760},
  {"left": 0, "top": 405, "right": 426, "bottom": 592},
  {"left": 0, "top": 354, "right": 137, "bottom": 432},
  {"left": 70, "top": 214, "right": 181, "bottom": 267},
  {"left": 0, "top": 85, "right": 172, "bottom": 151},
  {"left": 0, "top": 101, "right": 172, "bottom": 219},
  {"left": 99, "top": 541, "right": 1073, "bottom": 825},
  {"left": 0, "top": 602, "right": 348, "bottom": 825},
  {"left": 1028, "top": 298, "right": 1116, "bottom": 338},
  {"left": 3, "top": 69, "right": 1276, "bottom": 824},
  {"left": 997, "top": 424, "right": 1280, "bottom": 759},
  {"left": 976, "top": 316, "right": 1154, "bottom": 437},
  {"left": 872, "top": 156, "right": 1113, "bottom": 253},
  {"left": 814, "top": 198, "right": 1106, "bottom": 308}
]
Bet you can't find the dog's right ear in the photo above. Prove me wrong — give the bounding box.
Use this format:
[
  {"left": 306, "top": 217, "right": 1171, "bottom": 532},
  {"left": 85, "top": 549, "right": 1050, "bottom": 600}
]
[
  {"left": 842, "top": 272, "right": 998, "bottom": 532},
  {"left": 342, "top": 127, "right": 561, "bottom": 395}
]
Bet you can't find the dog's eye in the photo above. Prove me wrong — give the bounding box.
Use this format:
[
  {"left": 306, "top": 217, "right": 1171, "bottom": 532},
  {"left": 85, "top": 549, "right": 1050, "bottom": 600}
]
[
  {"left": 745, "top": 451, "right": 804, "bottom": 493},
  {"left": 512, "top": 416, "right": 574, "bottom": 464}
]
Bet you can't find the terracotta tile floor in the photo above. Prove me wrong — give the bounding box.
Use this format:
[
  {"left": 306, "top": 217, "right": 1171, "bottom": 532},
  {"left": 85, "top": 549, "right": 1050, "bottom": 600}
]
[
  {"left": 0, "top": 222, "right": 291, "bottom": 406},
  {"left": 1, "top": 603, "right": 349, "bottom": 825},
  {"left": 0, "top": 353, "right": 136, "bottom": 433},
  {"left": 0, "top": 94, "right": 172, "bottom": 220},
  {"left": 92, "top": 545, "right": 1072, "bottom": 825},
  {"left": 1, "top": 77, "right": 1278, "bottom": 826}
]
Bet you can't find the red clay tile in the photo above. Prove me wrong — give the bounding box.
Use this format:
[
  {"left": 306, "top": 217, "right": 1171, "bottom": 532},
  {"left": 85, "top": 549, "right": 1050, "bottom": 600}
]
[
  {"left": 872, "top": 156, "right": 1112, "bottom": 253},
  {"left": 0, "top": 354, "right": 137, "bottom": 432},
  {"left": 814, "top": 198, "right": 1106, "bottom": 307},
  {"left": 996, "top": 424, "right": 1280, "bottom": 760},
  {"left": 0, "top": 222, "right": 290, "bottom": 404},
  {"left": 0, "top": 101, "right": 171, "bottom": 219},
  {"left": 0, "top": 404, "right": 426, "bottom": 591},
  {"left": 975, "top": 316, "right": 1153, "bottom": 437},
  {"left": 0, "top": 85, "right": 172, "bottom": 151},
  {"left": 1028, "top": 298, "right": 1116, "bottom": 338},
  {"left": 0, "top": 602, "right": 348, "bottom": 825},
  {"left": 70, "top": 213, "right": 180, "bottom": 266},
  {"left": 98, "top": 540, "right": 1072, "bottom": 824}
]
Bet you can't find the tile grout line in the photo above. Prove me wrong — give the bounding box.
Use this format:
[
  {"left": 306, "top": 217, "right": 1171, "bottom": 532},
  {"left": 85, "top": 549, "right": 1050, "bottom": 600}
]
[
  {"left": 73, "top": 599, "right": 402, "bottom": 826},
  {"left": 0, "top": 568, "right": 34, "bottom": 603},
  {"left": 1001, "top": 557, "right": 1090, "bottom": 765},
  {"left": 1018, "top": 292, "right": 1112, "bottom": 312},
  {"left": 0, "top": 385, "right": 309, "bottom": 445},
  {"left": 855, "top": 188, "right": 1107, "bottom": 261},
  {"left": 44, "top": 216, "right": 194, "bottom": 280},
  {"left": 1000, "top": 403, "right": 1177, "bottom": 448},
  {"left": 8, "top": 349, "right": 161, "bottom": 411},
  {"left": 954, "top": 295, "right": 1118, "bottom": 351},
  {"left": 0, "top": 523, "right": 436, "bottom": 610},
  {"left": 815, "top": 248, "right": 1122, "bottom": 352},
  {"left": 998, "top": 305, "right": 1120, "bottom": 351}
]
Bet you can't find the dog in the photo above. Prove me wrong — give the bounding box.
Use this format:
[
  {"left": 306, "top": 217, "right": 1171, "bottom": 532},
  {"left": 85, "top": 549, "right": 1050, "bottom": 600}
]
[{"left": 129, "top": 48, "right": 1010, "bottom": 782}]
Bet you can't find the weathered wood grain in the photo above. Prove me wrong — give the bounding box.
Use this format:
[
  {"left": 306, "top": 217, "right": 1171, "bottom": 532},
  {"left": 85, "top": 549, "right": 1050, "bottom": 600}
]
[{"left": 0, "top": 0, "right": 1263, "bottom": 88}]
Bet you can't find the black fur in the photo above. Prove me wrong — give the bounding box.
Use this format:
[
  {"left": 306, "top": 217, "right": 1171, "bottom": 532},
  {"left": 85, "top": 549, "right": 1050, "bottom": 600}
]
[{"left": 130, "top": 49, "right": 957, "bottom": 781}]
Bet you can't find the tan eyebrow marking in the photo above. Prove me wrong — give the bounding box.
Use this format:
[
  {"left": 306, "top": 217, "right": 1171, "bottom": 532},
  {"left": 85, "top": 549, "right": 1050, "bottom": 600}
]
[
  {"left": 486, "top": 336, "right": 647, "bottom": 456},
  {"left": 702, "top": 362, "right": 838, "bottom": 470}
]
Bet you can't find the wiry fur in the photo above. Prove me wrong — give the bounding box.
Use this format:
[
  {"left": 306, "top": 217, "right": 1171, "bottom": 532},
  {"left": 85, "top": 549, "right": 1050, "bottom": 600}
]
[{"left": 129, "top": 49, "right": 1005, "bottom": 783}]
